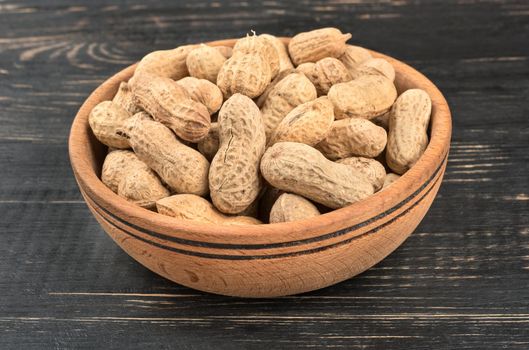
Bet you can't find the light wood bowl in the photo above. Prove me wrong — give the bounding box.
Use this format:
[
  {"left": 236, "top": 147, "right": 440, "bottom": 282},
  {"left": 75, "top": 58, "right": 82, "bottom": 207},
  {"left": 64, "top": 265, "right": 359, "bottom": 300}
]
[{"left": 69, "top": 38, "right": 451, "bottom": 298}]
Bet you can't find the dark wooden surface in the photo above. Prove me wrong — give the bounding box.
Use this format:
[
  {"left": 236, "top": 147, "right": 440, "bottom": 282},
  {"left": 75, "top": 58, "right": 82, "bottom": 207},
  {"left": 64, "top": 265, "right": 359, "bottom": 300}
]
[{"left": 1, "top": 0, "right": 528, "bottom": 349}]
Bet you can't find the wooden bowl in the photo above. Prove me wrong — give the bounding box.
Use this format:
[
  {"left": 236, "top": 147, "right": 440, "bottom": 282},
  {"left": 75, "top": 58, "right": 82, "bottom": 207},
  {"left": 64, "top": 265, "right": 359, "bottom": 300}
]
[{"left": 69, "top": 38, "right": 451, "bottom": 298}]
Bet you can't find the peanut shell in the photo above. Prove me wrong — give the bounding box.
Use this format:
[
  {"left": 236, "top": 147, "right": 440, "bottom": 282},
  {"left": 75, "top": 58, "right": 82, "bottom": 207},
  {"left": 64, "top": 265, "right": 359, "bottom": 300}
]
[
  {"left": 269, "top": 193, "right": 320, "bottom": 223},
  {"left": 328, "top": 75, "right": 397, "bottom": 119},
  {"left": 101, "top": 150, "right": 139, "bottom": 193},
  {"left": 233, "top": 34, "right": 280, "bottom": 78},
  {"left": 351, "top": 58, "right": 395, "bottom": 82},
  {"left": 131, "top": 73, "right": 210, "bottom": 142},
  {"left": 260, "top": 72, "right": 317, "bottom": 139},
  {"left": 256, "top": 68, "right": 296, "bottom": 108},
  {"left": 269, "top": 96, "right": 334, "bottom": 146},
  {"left": 260, "top": 142, "right": 374, "bottom": 209},
  {"left": 118, "top": 167, "right": 170, "bottom": 209},
  {"left": 209, "top": 94, "right": 266, "bottom": 214},
  {"left": 336, "top": 157, "right": 386, "bottom": 191},
  {"left": 316, "top": 118, "right": 387, "bottom": 160},
  {"left": 339, "top": 45, "right": 372, "bottom": 74},
  {"left": 382, "top": 173, "right": 401, "bottom": 189},
  {"left": 157, "top": 194, "right": 261, "bottom": 225},
  {"left": 260, "top": 34, "right": 294, "bottom": 72},
  {"left": 175, "top": 77, "right": 223, "bottom": 115},
  {"left": 88, "top": 100, "right": 131, "bottom": 149},
  {"left": 216, "top": 52, "right": 272, "bottom": 98},
  {"left": 124, "top": 116, "right": 210, "bottom": 196},
  {"left": 301, "top": 57, "right": 351, "bottom": 96},
  {"left": 133, "top": 44, "right": 198, "bottom": 81},
  {"left": 112, "top": 82, "right": 142, "bottom": 115},
  {"left": 186, "top": 45, "right": 227, "bottom": 83},
  {"left": 102, "top": 150, "right": 169, "bottom": 208},
  {"left": 288, "top": 27, "right": 351, "bottom": 65},
  {"left": 296, "top": 62, "right": 315, "bottom": 78},
  {"left": 386, "top": 89, "right": 432, "bottom": 174}
]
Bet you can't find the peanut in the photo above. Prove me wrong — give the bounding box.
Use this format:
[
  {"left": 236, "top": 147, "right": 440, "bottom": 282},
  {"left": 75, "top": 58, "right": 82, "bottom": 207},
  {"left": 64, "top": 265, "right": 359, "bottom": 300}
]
[
  {"left": 186, "top": 45, "right": 227, "bottom": 83},
  {"left": 351, "top": 58, "right": 395, "bottom": 82},
  {"left": 336, "top": 157, "right": 386, "bottom": 191},
  {"left": 156, "top": 194, "right": 262, "bottom": 225},
  {"left": 269, "top": 193, "right": 320, "bottom": 223},
  {"left": 260, "top": 72, "right": 317, "bottom": 139},
  {"left": 260, "top": 142, "right": 374, "bottom": 209},
  {"left": 260, "top": 34, "right": 294, "bottom": 72},
  {"left": 102, "top": 150, "right": 169, "bottom": 208},
  {"left": 175, "top": 77, "right": 223, "bottom": 115},
  {"left": 339, "top": 45, "right": 372, "bottom": 74},
  {"left": 382, "top": 173, "right": 401, "bottom": 189},
  {"left": 96, "top": 28, "right": 433, "bottom": 220},
  {"left": 255, "top": 68, "right": 296, "bottom": 108},
  {"left": 88, "top": 101, "right": 131, "bottom": 149},
  {"left": 133, "top": 44, "right": 198, "bottom": 81},
  {"left": 316, "top": 118, "right": 387, "bottom": 160},
  {"left": 123, "top": 115, "right": 210, "bottom": 196},
  {"left": 386, "top": 89, "right": 432, "bottom": 174},
  {"left": 298, "top": 57, "right": 351, "bottom": 96},
  {"left": 131, "top": 73, "right": 210, "bottom": 142},
  {"left": 233, "top": 33, "right": 280, "bottom": 78},
  {"left": 101, "top": 150, "right": 139, "bottom": 193},
  {"left": 112, "top": 82, "right": 142, "bottom": 115},
  {"left": 126, "top": 110, "right": 152, "bottom": 123},
  {"left": 118, "top": 167, "right": 170, "bottom": 209},
  {"left": 269, "top": 96, "right": 334, "bottom": 146},
  {"left": 288, "top": 27, "right": 351, "bottom": 65},
  {"left": 209, "top": 94, "right": 266, "bottom": 214},
  {"left": 216, "top": 52, "right": 271, "bottom": 98},
  {"left": 197, "top": 122, "right": 219, "bottom": 161},
  {"left": 328, "top": 75, "right": 397, "bottom": 119},
  {"left": 295, "top": 62, "right": 315, "bottom": 79}
]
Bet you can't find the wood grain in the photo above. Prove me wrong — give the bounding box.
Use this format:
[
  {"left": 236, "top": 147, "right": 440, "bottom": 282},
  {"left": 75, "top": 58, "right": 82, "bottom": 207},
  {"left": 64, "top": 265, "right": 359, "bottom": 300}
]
[{"left": 0, "top": 0, "right": 528, "bottom": 348}]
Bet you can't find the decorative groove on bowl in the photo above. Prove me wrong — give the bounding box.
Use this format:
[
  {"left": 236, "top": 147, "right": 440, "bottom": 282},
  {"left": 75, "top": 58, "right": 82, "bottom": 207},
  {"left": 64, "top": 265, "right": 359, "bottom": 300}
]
[{"left": 82, "top": 156, "right": 447, "bottom": 260}]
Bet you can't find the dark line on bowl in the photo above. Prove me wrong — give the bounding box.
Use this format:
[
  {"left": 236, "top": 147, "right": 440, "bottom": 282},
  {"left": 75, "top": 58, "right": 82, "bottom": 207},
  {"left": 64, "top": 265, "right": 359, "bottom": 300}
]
[
  {"left": 88, "top": 160, "right": 444, "bottom": 260},
  {"left": 87, "top": 153, "right": 447, "bottom": 250}
]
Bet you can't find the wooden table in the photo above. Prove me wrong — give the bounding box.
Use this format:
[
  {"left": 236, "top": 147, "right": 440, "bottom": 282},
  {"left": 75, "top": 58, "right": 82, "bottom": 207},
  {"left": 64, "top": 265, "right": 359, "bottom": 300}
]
[{"left": 1, "top": 1, "right": 528, "bottom": 348}]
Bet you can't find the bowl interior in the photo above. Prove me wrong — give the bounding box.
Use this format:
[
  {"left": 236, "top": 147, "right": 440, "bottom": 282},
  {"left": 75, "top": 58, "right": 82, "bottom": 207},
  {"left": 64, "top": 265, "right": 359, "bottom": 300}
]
[{"left": 69, "top": 38, "right": 451, "bottom": 246}]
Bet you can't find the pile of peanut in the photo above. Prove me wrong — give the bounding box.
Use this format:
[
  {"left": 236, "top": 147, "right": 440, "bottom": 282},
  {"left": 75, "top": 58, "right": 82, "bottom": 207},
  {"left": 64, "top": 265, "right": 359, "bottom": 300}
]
[{"left": 89, "top": 27, "right": 432, "bottom": 225}]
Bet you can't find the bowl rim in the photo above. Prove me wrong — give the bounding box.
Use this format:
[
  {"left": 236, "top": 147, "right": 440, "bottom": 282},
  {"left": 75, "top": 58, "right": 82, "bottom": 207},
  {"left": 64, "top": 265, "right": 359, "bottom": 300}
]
[{"left": 69, "top": 37, "right": 451, "bottom": 249}]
